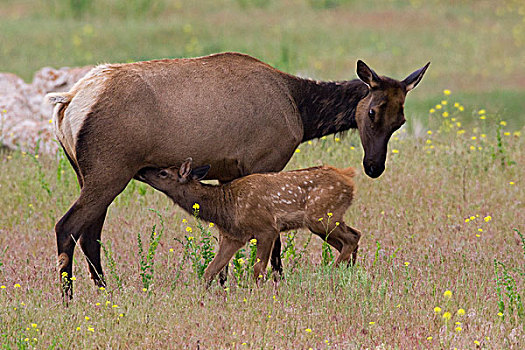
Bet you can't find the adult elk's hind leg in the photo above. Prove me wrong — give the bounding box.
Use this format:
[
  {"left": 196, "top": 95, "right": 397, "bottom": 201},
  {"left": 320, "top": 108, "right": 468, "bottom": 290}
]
[
  {"left": 78, "top": 209, "right": 108, "bottom": 288},
  {"left": 56, "top": 173, "right": 133, "bottom": 300}
]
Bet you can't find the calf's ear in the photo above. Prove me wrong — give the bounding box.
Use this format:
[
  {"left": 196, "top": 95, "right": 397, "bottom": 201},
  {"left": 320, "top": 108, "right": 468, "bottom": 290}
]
[
  {"left": 191, "top": 165, "right": 211, "bottom": 181},
  {"left": 178, "top": 157, "right": 193, "bottom": 180}
]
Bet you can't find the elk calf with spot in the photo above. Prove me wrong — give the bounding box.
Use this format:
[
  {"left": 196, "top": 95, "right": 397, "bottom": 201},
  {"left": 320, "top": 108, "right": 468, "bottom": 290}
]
[{"left": 138, "top": 158, "right": 361, "bottom": 285}]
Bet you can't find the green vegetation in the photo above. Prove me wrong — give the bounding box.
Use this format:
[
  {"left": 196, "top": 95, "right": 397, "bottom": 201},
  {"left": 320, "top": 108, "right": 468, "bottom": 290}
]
[
  {"left": 1, "top": 0, "right": 524, "bottom": 128},
  {"left": 0, "top": 0, "right": 524, "bottom": 348}
]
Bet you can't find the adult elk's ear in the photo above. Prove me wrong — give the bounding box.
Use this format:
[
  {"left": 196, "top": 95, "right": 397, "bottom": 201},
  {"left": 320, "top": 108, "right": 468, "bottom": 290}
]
[
  {"left": 178, "top": 157, "right": 193, "bottom": 182},
  {"left": 356, "top": 60, "right": 381, "bottom": 88},
  {"left": 403, "top": 62, "right": 430, "bottom": 92},
  {"left": 191, "top": 165, "right": 211, "bottom": 181}
]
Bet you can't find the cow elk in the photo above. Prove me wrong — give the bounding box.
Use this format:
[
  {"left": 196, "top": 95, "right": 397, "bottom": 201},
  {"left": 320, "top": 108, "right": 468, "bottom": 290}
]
[
  {"left": 46, "top": 52, "right": 428, "bottom": 298},
  {"left": 137, "top": 158, "right": 361, "bottom": 285}
]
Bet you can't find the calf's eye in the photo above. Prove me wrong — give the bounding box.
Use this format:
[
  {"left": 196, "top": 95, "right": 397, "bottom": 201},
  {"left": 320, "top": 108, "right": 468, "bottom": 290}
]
[{"left": 159, "top": 170, "right": 168, "bottom": 178}]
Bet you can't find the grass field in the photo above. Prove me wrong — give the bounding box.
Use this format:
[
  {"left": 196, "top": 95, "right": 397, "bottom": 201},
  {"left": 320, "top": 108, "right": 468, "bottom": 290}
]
[{"left": 1, "top": 0, "right": 524, "bottom": 348}]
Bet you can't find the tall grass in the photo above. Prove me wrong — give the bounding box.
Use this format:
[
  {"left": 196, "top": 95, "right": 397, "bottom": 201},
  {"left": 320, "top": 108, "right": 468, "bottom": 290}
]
[{"left": 0, "top": 88, "right": 523, "bottom": 347}]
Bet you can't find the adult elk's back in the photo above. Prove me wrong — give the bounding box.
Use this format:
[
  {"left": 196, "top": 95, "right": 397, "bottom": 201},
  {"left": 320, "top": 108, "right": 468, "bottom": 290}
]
[{"left": 47, "top": 52, "right": 429, "bottom": 298}]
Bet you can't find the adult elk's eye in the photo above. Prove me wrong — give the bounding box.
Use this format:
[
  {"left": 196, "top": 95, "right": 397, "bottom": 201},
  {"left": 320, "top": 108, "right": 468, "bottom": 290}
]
[
  {"left": 159, "top": 170, "right": 168, "bottom": 178},
  {"left": 368, "top": 109, "right": 376, "bottom": 121}
]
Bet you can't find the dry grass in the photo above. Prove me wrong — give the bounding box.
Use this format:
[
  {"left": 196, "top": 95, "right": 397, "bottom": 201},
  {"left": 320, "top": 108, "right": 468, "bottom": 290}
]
[{"left": 0, "top": 92, "right": 524, "bottom": 348}]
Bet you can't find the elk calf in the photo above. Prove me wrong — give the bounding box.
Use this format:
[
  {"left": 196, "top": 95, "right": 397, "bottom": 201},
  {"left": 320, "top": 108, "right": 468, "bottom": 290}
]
[{"left": 137, "top": 158, "right": 362, "bottom": 285}]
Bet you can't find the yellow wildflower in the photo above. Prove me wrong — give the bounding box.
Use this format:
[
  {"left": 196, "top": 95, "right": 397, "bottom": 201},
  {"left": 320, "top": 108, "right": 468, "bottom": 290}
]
[
  {"left": 497, "top": 312, "right": 503, "bottom": 317},
  {"left": 14, "top": 284, "right": 21, "bottom": 288},
  {"left": 436, "top": 104, "right": 442, "bottom": 110},
  {"left": 478, "top": 109, "right": 486, "bottom": 115},
  {"left": 209, "top": 222, "right": 214, "bottom": 227},
  {"left": 186, "top": 227, "right": 192, "bottom": 232},
  {"left": 85, "top": 316, "right": 90, "bottom": 321},
  {"left": 327, "top": 212, "right": 333, "bottom": 217},
  {"left": 474, "top": 340, "right": 481, "bottom": 346},
  {"left": 484, "top": 216, "right": 492, "bottom": 222},
  {"left": 509, "top": 181, "right": 515, "bottom": 185},
  {"left": 459, "top": 106, "right": 464, "bottom": 111},
  {"left": 31, "top": 323, "right": 37, "bottom": 328},
  {"left": 442, "top": 112, "right": 449, "bottom": 118},
  {"left": 443, "top": 89, "right": 451, "bottom": 95},
  {"left": 454, "top": 102, "right": 460, "bottom": 107},
  {"left": 444, "top": 290, "right": 452, "bottom": 298},
  {"left": 392, "top": 149, "right": 399, "bottom": 154},
  {"left": 457, "top": 309, "right": 465, "bottom": 316},
  {"left": 455, "top": 326, "right": 462, "bottom": 332},
  {"left": 369, "top": 321, "right": 375, "bottom": 325},
  {"left": 250, "top": 238, "right": 257, "bottom": 245},
  {"left": 295, "top": 148, "right": 301, "bottom": 153},
  {"left": 499, "top": 120, "right": 507, "bottom": 126},
  {"left": 335, "top": 137, "right": 340, "bottom": 142},
  {"left": 429, "top": 108, "right": 435, "bottom": 113},
  {"left": 443, "top": 312, "right": 452, "bottom": 320},
  {"left": 192, "top": 203, "right": 200, "bottom": 210},
  {"left": 427, "top": 130, "right": 432, "bottom": 135},
  {"left": 434, "top": 307, "right": 442, "bottom": 314},
  {"left": 404, "top": 262, "right": 410, "bottom": 266}
]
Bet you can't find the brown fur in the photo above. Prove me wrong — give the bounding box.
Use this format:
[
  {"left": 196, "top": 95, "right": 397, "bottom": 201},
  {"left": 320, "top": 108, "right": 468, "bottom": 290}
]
[
  {"left": 137, "top": 159, "right": 361, "bottom": 285},
  {"left": 45, "top": 52, "right": 428, "bottom": 298}
]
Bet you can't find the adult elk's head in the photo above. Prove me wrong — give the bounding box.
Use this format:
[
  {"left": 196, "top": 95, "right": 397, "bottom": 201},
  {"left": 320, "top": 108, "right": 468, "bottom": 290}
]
[{"left": 355, "top": 60, "right": 430, "bottom": 178}]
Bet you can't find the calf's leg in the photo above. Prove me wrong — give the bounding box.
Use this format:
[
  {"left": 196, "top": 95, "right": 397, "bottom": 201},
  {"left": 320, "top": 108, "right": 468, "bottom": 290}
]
[{"left": 204, "top": 235, "right": 245, "bottom": 287}]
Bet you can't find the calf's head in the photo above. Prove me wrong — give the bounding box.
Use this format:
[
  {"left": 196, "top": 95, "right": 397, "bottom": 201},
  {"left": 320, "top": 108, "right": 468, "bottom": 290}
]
[
  {"left": 137, "top": 158, "right": 211, "bottom": 192},
  {"left": 355, "top": 61, "right": 430, "bottom": 178}
]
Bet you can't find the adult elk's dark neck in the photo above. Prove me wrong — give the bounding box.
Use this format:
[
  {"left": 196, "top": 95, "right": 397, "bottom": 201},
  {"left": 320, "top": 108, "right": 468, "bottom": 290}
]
[
  {"left": 167, "top": 183, "right": 234, "bottom": 231},
  {"left": 293, "top": 78, "right": 369, "bottom": 142}
]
